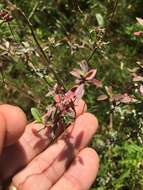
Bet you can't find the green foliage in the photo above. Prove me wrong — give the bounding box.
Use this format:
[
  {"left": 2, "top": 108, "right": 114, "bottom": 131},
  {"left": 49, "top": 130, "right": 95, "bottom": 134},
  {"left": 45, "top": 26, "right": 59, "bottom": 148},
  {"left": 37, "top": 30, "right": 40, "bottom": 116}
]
[{"left": 0, "top": 0, "right": 143, "bottom": 189}]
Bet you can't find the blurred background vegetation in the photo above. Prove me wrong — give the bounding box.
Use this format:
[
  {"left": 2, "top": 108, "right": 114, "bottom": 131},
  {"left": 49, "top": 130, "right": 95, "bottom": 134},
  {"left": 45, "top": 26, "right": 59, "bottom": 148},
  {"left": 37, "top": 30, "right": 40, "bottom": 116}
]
[{"left": 0, "top": 0, "right": 143, "bottom": 189}]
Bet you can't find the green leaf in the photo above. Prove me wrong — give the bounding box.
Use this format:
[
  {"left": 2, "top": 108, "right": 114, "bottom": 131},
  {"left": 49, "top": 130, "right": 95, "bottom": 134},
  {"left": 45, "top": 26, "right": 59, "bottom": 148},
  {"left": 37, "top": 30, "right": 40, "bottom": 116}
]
[{"left": 31, "top": 107, "right": 43, "bottom": 123}]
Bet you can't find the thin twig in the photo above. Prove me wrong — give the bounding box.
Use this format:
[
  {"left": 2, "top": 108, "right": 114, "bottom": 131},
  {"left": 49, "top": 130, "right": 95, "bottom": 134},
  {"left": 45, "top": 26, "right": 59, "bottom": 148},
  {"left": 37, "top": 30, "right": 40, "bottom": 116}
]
[
  {"left": 7, "top": 22, "right": 17, "bottom": 42},
  {"left": 28, "top": 2, "right": 39, "bottom": 20},
  {"left": 86, "top": 0, "right": 119, "bottom": 64},
  {"left": 87, "top": 46, "right": 98, "bottom": 64},
  {"left": 108, "top": 0, "right": 119, "bottom": 23}
]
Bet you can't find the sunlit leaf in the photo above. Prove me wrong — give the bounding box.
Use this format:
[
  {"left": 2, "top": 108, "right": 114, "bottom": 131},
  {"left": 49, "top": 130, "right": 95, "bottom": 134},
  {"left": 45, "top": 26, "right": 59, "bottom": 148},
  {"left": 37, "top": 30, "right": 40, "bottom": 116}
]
[
  {"left": 70, "top": 68, "right": 81, "bottom": 79},
  {"left": 75, "top": 84, "right": 85, "bottom": 99},
  {"left": 136, "top": 17, "right": 143, "bottom": 26},
  {"left": 97, "top": 94, "right": 108, "bottom": 101},
  {"left": 96, "top": 13, "right": 104, "bottom": 27},
  {"left": 31, "top": 108, "right": 43, "bottom": 123}
]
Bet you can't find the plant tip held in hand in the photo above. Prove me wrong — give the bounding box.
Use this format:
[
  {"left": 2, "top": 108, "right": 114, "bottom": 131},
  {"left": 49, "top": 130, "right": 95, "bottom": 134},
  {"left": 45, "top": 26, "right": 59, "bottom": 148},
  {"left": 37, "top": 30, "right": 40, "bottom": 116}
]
[{"left": 31, "top": 61, "right": 101, "bottom": 139}]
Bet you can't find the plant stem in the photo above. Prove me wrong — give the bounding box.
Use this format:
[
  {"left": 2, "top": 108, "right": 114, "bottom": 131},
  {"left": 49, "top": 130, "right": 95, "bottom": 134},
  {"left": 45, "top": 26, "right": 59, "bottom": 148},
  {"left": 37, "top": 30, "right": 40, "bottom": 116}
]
[
  {"left": 87, "top": 46, "right": 98, "bottom": 64},
  {"left": 109, "top": 0, "right": 119, "bottom": 23}
]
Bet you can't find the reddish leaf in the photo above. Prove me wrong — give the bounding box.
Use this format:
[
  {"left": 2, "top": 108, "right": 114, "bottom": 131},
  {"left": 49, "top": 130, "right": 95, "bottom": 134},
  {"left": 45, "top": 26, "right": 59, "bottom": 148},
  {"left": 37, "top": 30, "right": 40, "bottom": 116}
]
[
  {"left": 54, "top": 94, "right": 62, "bottom": 104},
  {"left": 120, "top": 93, "right": 132, "bottom": 104},
  {"left": 70, "top": 68, "right": 81, "bottom": 79},
  {"left": 91, "top": 79, "right": 102, "bottom": 87},
  {"left": 139, "top": 85, "right": 143, "bottom": 96},
  {"left": 85, "top": 69, "right": 97, "bottom": 80},
  {"left": 133, "top": 75, "right": 143, "bottom": 82},
  {"left": 133, "top": 31, "right": 143, "bottom": 36},
  {"left": 97, "top": 94, "right": 108, "bottom": 101},
  {"left": 64, "top": 88, "right": 75, "bottom": 102}
]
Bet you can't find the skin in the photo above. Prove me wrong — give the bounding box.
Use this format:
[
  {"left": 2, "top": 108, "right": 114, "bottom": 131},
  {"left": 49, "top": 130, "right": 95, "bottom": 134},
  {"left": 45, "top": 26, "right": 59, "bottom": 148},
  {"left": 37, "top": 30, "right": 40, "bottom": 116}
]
[{"left": 0, "top": 100, "right": 99, "bottom": 190}]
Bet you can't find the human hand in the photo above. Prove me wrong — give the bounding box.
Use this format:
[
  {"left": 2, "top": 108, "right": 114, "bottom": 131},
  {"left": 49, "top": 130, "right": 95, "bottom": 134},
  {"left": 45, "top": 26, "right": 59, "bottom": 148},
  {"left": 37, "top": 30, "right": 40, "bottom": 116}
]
[{"left": 0, "top": 100, "right": 99, "bottom": 190}]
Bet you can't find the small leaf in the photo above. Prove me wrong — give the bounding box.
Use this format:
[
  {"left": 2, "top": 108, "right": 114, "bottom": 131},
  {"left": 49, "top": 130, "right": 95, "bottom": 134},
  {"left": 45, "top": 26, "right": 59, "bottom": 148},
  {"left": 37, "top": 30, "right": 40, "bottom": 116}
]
[
  {"left": 64, "top": 89, "right": 75, "bottom": 102},
  {"left": 96, "top": 13, "right": 104, "bottom": 27},
  {"left": 139, "top": 85, "right": 143, "bottom": 96},
  {"left": 112, "top": 94, "right": 123, "bottom": 102},
  {"left": 85, "top": 69, "right": 97, "bottom": 80},
  {"left": 70, "top": 69, "right": 81, "bottom": 79},
  {"left": 120, "top": 94, "right": 132, "bottom": 104},
  {"left": 75, "top": 84, "right": 85, "bottom": 99},
  {"left": 97, "top": 94, "right": 108, "bottom": 101},
  {"left": 133, "top": 75, "right": 143, "bottom": 82},
  {"left": 31, "top": 108, "right": 43, "bottom": 123},
  {"left": 133, "top": 31, "right": 143, "bottom": 36},
  {"left": 79, "top": 60, "right": 88, "bottom": 73},
  {"left": 136, "top": 17, "right": 143, "bottom": 26},
  {"left": 54, "top": 94, "right": 62, "bottom": 103},
  {"left": 4, "top": 41, "right": 10, "bottom": 49},
  {"left": 105, "top": 86, "right": 113, "bottom": 97}
]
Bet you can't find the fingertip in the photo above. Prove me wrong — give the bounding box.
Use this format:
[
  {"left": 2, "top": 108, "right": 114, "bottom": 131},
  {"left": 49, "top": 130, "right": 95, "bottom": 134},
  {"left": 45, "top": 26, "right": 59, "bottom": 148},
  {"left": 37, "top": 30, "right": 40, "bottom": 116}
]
[
  {"left": 81, "top": 147, "right": 100, "bottom": 168},
  {"left": 0, "top": 104, "right": 27, "bottom": 146},
  {"left": 76, "top": 112, "right": 99, "bottom": 133}
]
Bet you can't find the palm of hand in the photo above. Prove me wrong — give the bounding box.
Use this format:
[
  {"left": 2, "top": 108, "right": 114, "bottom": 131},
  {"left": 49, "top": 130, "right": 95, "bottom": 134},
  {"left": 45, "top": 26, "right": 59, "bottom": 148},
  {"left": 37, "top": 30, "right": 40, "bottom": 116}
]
[{"left": 0, "top": 101, "right": 99, "bottom": 190}]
